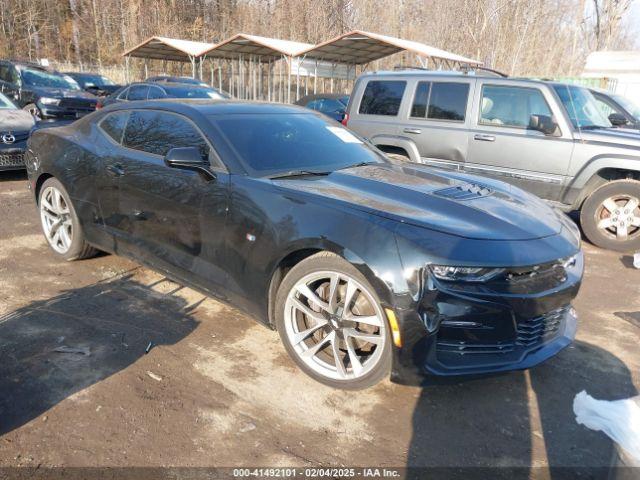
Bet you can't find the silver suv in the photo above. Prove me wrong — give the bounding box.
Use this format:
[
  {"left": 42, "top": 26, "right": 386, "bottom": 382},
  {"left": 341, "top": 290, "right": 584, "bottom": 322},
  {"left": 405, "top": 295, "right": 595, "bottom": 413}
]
[{"left": 344, "top": 71, "right": 640, "bottom": 252}]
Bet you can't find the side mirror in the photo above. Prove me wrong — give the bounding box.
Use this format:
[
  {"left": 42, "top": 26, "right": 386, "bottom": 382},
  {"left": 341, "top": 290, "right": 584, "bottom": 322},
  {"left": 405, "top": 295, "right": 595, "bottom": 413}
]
[
  {"left": 608, "top": 112, "right": 628, "bottom": 127},
  {"left": 529, "top": 114, "right": 559, "bottom": 136},
  {"left": 164, "top": 147, "right": 215, "bottom": 179}
]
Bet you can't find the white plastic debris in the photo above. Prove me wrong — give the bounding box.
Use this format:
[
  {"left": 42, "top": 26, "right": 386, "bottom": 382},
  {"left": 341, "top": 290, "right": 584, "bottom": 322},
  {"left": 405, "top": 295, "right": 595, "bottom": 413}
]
[
  {"left": 573, "top": 390, "right": 640, "bottom": 464},
  {"left": 634, "top": 252, "right": 640, "bottom": 269}
]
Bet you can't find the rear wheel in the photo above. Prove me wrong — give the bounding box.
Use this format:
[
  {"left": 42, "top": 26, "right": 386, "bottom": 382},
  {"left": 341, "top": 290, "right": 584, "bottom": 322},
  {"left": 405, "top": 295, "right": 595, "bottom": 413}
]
[
  {"left": 580, "top": 180, "right": 640, "bottom": 252},
  {"left": 39, "top": 178, "right": 98, "bottom": 261},
  {"left": 275, "top": 252, "right": 391, "bottom": 389}
]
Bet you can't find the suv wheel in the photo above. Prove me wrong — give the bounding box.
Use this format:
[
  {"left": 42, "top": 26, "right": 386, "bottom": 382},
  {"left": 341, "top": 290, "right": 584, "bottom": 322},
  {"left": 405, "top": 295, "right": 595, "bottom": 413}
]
[
  {"left": 275, "top": 252, "right": 391, "bottom": 389},
  {"left": 581, "top": 180, "right": 640, "bottom": 252}
]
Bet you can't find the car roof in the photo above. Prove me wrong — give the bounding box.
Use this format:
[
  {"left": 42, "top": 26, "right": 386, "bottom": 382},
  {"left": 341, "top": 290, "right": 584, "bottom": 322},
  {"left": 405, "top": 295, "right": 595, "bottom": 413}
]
[
  {"left": 359, "top": 70, "right": 562, "bottom": 87},
  {"left": 104, "top": 99, "right": 310, "bottom": 116},
  {"left": 126, "top": 81, "right": 211, "bottom": 89}
]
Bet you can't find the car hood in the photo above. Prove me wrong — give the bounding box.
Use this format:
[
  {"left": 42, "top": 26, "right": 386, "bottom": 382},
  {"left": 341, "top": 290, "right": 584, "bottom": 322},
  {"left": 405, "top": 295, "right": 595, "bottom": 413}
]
[
  {"left": 580, "top": 128, "right": 640, "bottom": 148},
  {"left": 272, "top": 163, "right": 564, "bottom": 241},
  {"left": 0, "top": 109, "right": 35, "bottom": 131},
  {"left": 30, "top": 86, "right": 97, "bottom": 100}
]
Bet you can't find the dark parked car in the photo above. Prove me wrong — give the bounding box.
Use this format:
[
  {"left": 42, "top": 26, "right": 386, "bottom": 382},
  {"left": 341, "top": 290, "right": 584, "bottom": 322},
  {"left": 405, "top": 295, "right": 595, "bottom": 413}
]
[
  {"left": 98, "top": 82, "right": 228, "bottom": 108},
  {"left": 25, "top": 100, "right": 583, "bottom": 389},
  {"left": 64, "top": 72, "right": 121, "bottom": 97},
  {"left": 0, "top": 60, "right": 98, "bottom": 120},
  {"left": 590, "top": 88, "right": 640, "bottom": 130},
  {"left": 146, "top": 75, "right": 210, "bottom": 87},
  {"left": 0, "top": 91, "right": 35, "bottom": 171},
  {"left": 295, "top": 93, "right": 349, "bottom": 122}
]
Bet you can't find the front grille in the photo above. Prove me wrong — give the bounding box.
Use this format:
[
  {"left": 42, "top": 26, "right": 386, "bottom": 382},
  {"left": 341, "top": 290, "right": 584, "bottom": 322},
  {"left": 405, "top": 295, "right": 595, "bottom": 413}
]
[
  {"left": 0, "top": 151, "right": 24, "bottom": 167},
  {"left": 436, "top": 340, "right": 515, "bottom": 355},
  {"left": 516, "top": 307, "right": 567, "bottom": 346},
  {"left": 59, "top": 98, "right": 96, "bottom": 110}
]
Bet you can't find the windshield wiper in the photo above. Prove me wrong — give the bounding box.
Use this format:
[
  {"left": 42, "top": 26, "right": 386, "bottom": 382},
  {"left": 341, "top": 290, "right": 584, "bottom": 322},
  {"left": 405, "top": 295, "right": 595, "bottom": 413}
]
[
  {"left": 267, "top": 170, "right": 331, "bottom": 179},
  {"left": 335, "top": 161, "right": 376, "bottom": 171}
]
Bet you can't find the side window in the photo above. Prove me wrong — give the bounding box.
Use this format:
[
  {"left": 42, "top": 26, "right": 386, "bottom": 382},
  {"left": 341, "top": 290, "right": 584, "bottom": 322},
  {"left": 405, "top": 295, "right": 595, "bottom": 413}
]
[
  {"left": 147, "top": 86, "right": 165, "bottom": 99},
  {"left": 123, "top": 110, "right": 210, "bottom": 159},
  {"left": 359, "top": 80, "right": 406, "bottom": 116},
  {"left": 117, "top": 87, "right": 130, "bottom": 100},
  {"left": 320, "top": 99, "right": 344, "bottom": 113},
  {"left": 411, "top": 82, "right": 431, "bottom": 117},
  {"left": 127, "top": 85, "right": 149, "bottom": 101},
  {"left": 480, "top": 85, "right": 552, "bottom": 128},
  {"left": 306, "top": 99, "right": 322, "bottom": 111},
  {"left": 99, "top": 111, "right": 129, "bottom": 144},
  {"left": 427, "top": 82, "right": 469, "bottom": 121},
  {"left": 0, "top": 65, "right": 9, "bottom": 83},
  {"left": 0, "top": 65, "right": 19, "bottom": 85},
  {"left": 593, "top": 95, "right": 618, "bottom": 118}
]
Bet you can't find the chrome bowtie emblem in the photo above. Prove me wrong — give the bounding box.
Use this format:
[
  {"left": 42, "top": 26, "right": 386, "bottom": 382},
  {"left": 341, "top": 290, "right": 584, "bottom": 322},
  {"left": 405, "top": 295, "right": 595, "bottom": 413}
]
[{"left": 1, "top": 133, "right": 15, "bottom": 144}]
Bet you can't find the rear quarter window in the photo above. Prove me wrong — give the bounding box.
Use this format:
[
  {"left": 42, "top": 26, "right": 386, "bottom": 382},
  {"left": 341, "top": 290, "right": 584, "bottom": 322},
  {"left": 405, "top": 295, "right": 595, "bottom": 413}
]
[
  {"left": 358, "top": 80, "right": 406, "bottom": 116},
  {"left": 98, "top": 111, "right": 129, "bottom": 144}
]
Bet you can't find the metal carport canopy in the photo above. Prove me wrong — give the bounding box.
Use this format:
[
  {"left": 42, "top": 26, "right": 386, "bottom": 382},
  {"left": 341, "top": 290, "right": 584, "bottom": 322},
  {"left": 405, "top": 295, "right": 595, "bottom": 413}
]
[
  {"left": 297, "top": 30, "right": 482, "bottom": 66},
  {"left": 122, "top": 36, "right": 215, "bottom": 62},
  {"left": 202, "top": 33, "right": 313, "bottom": 61}
]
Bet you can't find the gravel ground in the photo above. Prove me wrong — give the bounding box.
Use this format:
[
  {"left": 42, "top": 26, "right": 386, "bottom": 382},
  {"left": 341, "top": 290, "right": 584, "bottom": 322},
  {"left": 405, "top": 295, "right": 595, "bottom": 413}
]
[{"left": 0, "top": 170, "right": 638, "bottom": 475}]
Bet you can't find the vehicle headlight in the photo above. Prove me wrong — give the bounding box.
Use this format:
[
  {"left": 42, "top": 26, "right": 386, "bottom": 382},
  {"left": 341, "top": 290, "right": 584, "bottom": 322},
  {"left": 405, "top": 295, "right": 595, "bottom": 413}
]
[
  {"left": 430, "top": 265, "right": 505, "bottom": 282},
  {"left": 39, "top": 97, "right": 60, "bottom": 106}
]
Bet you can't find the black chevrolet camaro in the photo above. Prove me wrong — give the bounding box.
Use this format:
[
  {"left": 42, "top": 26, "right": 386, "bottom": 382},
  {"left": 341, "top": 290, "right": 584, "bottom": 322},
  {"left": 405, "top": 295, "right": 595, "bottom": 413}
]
[{"left": 25, "top": 100, "right": 583, "bottom": 389}]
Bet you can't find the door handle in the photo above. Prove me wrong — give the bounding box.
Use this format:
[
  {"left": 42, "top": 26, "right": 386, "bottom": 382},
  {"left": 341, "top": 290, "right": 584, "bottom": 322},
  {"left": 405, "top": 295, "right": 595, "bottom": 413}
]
[
  {"left": 403, "top": 127, "right": 422, "bottom": 134},
  {"left": 106, "top": 163, "right": 125, "bottom": 177},
  {"left": 474, "top": 134, "right": 496, "bottom": 142}
]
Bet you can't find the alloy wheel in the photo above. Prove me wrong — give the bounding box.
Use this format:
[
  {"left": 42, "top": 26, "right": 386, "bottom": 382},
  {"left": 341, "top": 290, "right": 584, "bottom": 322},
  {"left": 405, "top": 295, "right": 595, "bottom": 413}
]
[
  {"left": 596, "top": 194, "right": 640, "bottom": 241},
  {"left": 40, "top": 186, "right": 73, "bottom": 254},
  {"left": 283, "top": 271, "right": 387, "bottom": 381}
]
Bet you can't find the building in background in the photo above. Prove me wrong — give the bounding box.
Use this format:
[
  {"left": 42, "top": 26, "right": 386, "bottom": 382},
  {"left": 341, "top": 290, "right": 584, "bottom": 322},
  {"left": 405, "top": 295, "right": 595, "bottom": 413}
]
[{"left": 582, "top": 51, "right": 640, "bottom": 104}]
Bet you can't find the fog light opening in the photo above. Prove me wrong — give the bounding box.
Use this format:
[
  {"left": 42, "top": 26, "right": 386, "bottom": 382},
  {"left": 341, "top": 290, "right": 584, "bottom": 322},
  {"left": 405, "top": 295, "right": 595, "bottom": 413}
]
[{"left": 384, "top": 308, "right": 402, "bottom": 348}]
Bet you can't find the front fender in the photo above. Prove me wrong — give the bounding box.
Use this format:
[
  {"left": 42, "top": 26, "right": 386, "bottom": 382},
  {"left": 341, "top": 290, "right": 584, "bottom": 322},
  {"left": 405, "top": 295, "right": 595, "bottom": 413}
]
[{"left": 570, "top": 155, "right": 640, "bottom": 188}]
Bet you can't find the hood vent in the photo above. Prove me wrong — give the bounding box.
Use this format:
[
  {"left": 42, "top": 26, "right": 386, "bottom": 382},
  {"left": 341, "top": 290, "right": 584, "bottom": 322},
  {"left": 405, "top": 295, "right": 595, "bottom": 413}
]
[{"left": 433, "top": 183, "right": 493, "bottom": 200}]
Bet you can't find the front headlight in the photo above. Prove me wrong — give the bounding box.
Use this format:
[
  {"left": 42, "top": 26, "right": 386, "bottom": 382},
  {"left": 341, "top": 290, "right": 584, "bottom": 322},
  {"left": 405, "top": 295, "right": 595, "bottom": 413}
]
[
  {"left": 430, "top": 265, "right": 505, "bottom": 282},
  {"left": 39, "top": 97, "right": 60, "bottom": 106}
]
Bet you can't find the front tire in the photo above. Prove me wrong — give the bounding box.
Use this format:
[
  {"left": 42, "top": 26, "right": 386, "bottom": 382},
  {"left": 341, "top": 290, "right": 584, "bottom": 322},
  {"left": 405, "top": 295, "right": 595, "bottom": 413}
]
[
  {"left": 275, "top": 252, "right": 392, "bottom": 389},
  {"left": 580, "top": 180, "right": 640, "bottom": 252},
  {"left": 38, "top": 178, "right": 98, "bottom": 261}
]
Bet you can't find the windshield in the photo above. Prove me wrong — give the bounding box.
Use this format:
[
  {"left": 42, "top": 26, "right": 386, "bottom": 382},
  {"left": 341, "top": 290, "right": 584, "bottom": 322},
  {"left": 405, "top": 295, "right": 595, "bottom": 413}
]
[
  {"left": 77, "top": 74, "right": 115, "bottom": 87},
  {"left": 212, "top": 113, "right": 386, "bottom": 176},
  {"left": 0, "top": 92, "right": 17, "bottom": 109},
  {"left": 21, "top": 67, "right": 80, "bottom": 90},
  {"left": 612, "top": 94, "right": 640, "bottom": 120},
  {"left": 166, "top": 86, "right": 225, "bottom": 99},
  {"left": 339, "top": 95, "right": 349, "bottom": 106},
  {"left": 553, "top": 84, "right": 611, "bottom": 129}
]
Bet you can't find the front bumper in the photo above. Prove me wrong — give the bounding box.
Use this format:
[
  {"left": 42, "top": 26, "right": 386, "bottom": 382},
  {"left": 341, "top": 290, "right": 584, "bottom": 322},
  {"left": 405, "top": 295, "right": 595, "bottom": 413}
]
[
  {"left": 389, "top": 252, "right": 583, "bottom": 385},
  {"left": 38, "top": 103, "right": 95, "bottom": 120}
]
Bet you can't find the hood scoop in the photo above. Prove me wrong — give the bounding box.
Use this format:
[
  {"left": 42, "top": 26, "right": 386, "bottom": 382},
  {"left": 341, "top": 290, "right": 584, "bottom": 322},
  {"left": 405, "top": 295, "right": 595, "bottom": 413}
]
[{"left": 433, "top": 183, "right": 494, "bottom": 201}]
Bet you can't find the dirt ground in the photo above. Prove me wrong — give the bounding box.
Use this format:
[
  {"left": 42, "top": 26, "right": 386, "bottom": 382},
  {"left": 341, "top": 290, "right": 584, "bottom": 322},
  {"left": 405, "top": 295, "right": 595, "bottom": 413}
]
[{"left": 0, "top": 170, "right": 639, "bottom": 474}]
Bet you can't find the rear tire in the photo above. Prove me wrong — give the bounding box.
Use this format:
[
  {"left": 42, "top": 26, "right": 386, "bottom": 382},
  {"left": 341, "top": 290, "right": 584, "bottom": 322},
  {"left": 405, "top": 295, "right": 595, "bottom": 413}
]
[
  {"left": 38, "top": 177, "right": 98, "bottom": 261},
  {"left": 275, "top": 251, "right": 392, "bottom": 390},
  {"left": 580, "top": 179, "right": 640, "bottom": 252}
]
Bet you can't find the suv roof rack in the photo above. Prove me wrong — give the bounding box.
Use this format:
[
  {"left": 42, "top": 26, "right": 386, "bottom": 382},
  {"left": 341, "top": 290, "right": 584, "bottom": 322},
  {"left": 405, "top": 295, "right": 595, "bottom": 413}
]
[{"left": 459, "top": 65, "right": 509, "bottom": 78}]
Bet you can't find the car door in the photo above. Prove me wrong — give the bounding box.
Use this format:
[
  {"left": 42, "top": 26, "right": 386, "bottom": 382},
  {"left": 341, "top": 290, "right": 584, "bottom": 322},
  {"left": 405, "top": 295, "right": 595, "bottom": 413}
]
[
  {"left": 117, "top": 109, "right": 230, "bottom": 292},
  {"left": 466, "top": 81, "right": 574, "bottom": 201},
  {"left": 94, "top": 110, "right": 131, "bottom": 239},
  {"left": 398, "top": 79, "right": 474, "bottom": 169}
]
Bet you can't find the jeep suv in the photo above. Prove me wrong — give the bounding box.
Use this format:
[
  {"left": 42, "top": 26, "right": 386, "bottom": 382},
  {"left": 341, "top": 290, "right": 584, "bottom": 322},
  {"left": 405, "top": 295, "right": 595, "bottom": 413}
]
[
  {"left": 344, "top": 71, "right": 640, "bottom": 252},
  {"left": 0, "top": 60, "right": 98, "bottom": 120}
]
